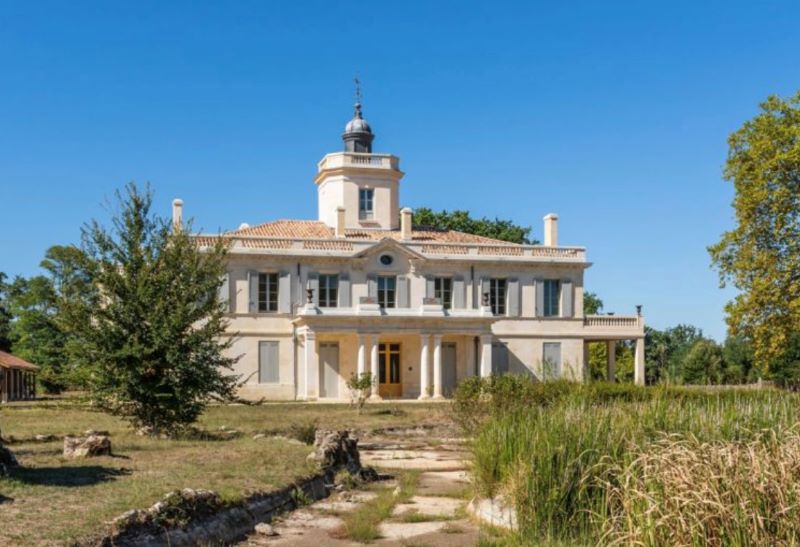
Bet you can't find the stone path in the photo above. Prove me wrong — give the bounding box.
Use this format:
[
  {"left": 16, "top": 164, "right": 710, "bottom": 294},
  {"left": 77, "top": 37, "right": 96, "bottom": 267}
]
[{"left": 240, "top": 427, "right": 479, "bottom": 546}]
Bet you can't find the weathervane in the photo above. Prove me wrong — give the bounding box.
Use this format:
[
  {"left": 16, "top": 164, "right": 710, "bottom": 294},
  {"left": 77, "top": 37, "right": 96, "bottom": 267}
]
[{"left": 354, "top": 74, "right": 362, "bottom": 105}]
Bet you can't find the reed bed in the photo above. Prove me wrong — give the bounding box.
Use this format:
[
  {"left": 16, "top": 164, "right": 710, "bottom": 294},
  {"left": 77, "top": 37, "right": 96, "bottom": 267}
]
[{"left": 460, "top": 378, "right": 800, "bottom": 546}]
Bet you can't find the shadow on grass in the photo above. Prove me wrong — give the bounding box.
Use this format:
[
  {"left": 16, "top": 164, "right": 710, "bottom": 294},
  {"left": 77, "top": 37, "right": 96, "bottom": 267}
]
[
  {"left": 9, "top": 465, "right": 131, "bottom": 487},
  {"left": 0, "top": 493, "right": 13, "bottom": 504}
]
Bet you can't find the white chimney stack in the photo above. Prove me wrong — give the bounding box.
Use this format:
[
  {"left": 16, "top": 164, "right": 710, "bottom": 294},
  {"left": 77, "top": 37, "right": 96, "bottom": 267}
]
[
  {"left": 172, "top": 198, "right": 184, "bottom": 231},
  {"left": 543, "top": 213, "right": 558, "bottom": 246},
  {"left": 401, "top": 207, "right": 413, "bottom": 240},
  {"left": 335, "top": 206, "right": 346, "bottom": 238}
]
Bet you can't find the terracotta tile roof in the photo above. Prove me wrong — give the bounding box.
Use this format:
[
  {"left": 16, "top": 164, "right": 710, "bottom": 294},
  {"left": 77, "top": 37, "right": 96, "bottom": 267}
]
[
  {"left": 0, "top": 351, "right": 40, "bottom": 371},
  {"left": 224, "top": 220, "right": 519, "bottom": 246}
]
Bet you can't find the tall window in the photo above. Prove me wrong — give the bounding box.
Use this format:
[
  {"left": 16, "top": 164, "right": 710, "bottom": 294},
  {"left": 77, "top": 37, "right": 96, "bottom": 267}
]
[
  {"left": 543, "top": 280, "right": 560, "bottom": 317},
  {"left": 434, "top": 277, "right": 453, "bottom": 309},
  {"left": 258, "top": 273, "right": 279, "bottom": 312},
  {"left": 359, "top": 188, "right": 374, "bottom": 219},
  {"left": 378, "top": 276, "right": 396, "bottom": 308},
  {"left": 318, "top": 274, "right": 338, "bottom": 308},
  {"left": 489, "top": 278, "right": 507, "bottom": 316}
]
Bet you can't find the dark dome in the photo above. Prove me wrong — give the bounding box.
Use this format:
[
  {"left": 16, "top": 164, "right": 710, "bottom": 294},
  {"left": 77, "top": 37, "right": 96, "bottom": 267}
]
[{"left": 342, "top": 102, "right": 374, "bottom": 153}]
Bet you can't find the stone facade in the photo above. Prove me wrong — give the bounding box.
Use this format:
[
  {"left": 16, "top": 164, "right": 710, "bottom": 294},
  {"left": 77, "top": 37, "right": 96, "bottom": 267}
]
[{"left": 193, "top": 102, "right": 645, "bottom": 401}]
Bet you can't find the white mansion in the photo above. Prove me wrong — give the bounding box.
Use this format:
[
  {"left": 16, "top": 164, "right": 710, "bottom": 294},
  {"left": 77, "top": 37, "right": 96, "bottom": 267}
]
[{"left": 186, "top": 101, "right": 645, "bottom": 401}]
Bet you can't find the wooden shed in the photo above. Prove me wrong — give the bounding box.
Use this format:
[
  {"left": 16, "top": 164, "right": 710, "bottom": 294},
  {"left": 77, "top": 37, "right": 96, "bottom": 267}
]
[{"left": 0, "top": 351, "right": 39, "bottom": 402}]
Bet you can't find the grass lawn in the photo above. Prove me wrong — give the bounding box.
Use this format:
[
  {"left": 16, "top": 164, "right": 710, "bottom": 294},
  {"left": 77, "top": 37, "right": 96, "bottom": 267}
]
[{"left": 0, "top": 398, "right": 448, "bottom": 546}]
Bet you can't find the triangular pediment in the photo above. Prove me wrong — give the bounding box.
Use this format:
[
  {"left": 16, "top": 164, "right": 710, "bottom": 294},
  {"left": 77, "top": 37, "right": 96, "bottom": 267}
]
[{"left": 353, "top": 237, "right": 426, "bottom": 261}]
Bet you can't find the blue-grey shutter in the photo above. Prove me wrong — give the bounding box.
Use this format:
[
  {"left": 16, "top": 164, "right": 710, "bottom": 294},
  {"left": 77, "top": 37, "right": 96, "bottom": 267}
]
[
  {"left": 259, "top": 341, "right": 280, "bottom": 383},
  {"left": 339, "top": 273, "right": 351, "bottom": 307},
  {"left": 248, "top": 271, "right": 258, "bottom": 313},
  {"left": 562, "top": 280, "right": 574, "bottom": 318},
  {"left": 508, "top": 278, "right": 520, "bottom": 317},
  {"left": 397, "top": 276, "right": 410, "bottom": 308},
  {"left": 218, "top": 272, "right": 230, "bottom": 312},
  {"left": 453, "top": 275, "right": 465, "bottom": 309},
  {"left": 307, "top": 272, "right": 319, "bottom": 306},
  {"left": 480, "top": 277, "right": 490, "bottom": 307},
  {"left": 278, "top": 272, "right": 291, "bottom": 313},
  {"left": 492, "top": 343, "right": 509, "bottom": 375},
  {"left": 425, "top": 277, "right": 435, "bottom": 300},
  {"left": 367, "top": 274, "right": 378, "bottom": 298},
  {"left": 535, "top": 279, "right": 544, "bottom": 317}
]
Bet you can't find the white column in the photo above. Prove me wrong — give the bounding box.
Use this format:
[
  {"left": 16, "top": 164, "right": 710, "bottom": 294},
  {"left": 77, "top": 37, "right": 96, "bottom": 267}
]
[
  {"left": 303, "top": 329, "right": 318, "bottom": 400},
  {"left": 357, "top": 335, "right": 366, "bottom": 376},
  {"left": 634, "top": 337, "right": 645, "bottom": 386},
  {"left": 418, "top": 335, "right": 430, "bottom": 400},
  {"left": 480, "top": 334, "right": 493, "bottom": 377},
  {"left": 432, "top": 335, "right": 443, "bottom": 399},
  {"left": 370, "top": 335, "right": 381, "bottom": 400},
  {"left": 607, "top": 340, "right": 616, "bottom": 383}
]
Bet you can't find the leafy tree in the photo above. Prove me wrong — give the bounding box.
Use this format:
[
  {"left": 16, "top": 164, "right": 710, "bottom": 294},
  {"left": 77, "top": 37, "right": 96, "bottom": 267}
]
[
  {"left": 682, "top": 339, "right": 725, "bottom": 384},
  {"left": 65, "top": 183, "right": 238, "bottom": 435},
  {"left": 583, "top": 292, "right": 603, "bottom": 315},
  {"left": 709, "top": 91, "right": 800, "bottom": 375},
  {"left": 770, "top": 332, "right": 800, "bottom": 389},
  {"left": 6, "top": 275, "right": 68, "bottom": 393},
  {"left": 413, "top": 208, "right": 537, "bottom": 244},
  {"left": 0, "top": 273, "right": 11, "bottom": 352},
  {"left": 722, "top": 335, "right": 756, "bottom": 384}
]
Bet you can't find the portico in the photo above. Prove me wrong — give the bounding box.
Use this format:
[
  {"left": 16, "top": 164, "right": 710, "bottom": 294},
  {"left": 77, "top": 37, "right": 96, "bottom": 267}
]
[{"left": 294, "top": 310, "right": 494, "bottom": 400}]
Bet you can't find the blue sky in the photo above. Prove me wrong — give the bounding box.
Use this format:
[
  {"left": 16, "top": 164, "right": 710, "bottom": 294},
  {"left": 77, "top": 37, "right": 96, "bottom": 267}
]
[{"left": 1, "top": 1, "right": 798, "bottom": 340}]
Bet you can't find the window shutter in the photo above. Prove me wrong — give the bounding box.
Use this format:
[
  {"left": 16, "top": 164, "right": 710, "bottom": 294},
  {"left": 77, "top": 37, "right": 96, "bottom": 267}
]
[
  {"left": 367, "top": 274, "right": 378, "bottom": 298},
  {"left": 480, "top": 277, "right": 490, "bottom": 306},
  {"left": 398, "top": 276, "right": 410, "bottom": 308},
  {"left": 248, "top": 271, "right": 258, "bottom": 313},
  {"left": 452, "top": 275, "right": 465, "bottom": 309},
  {"left": 561, "top": 280, "right": 574, "bottom": 318},
  {"left": 259, "top": 341, "right": 280, "bottom": 383},
  {"left": 425, "top": 277, "right": 435, "bottom": 300},
  {"left": 218, "top": 273, "right": 230, "bottom": 312},
  {"left": 339, "top": 273, "right": 351, "bottom": 307},
  {"left": 508, "top": 278, "right": 520, "bottom": 316},
  {"left": 307, "top": 272, "right": 319, "bottom": 306},
  {"left": 278, "top": 272, "right": 291, "bottom": 313},
  {"left": 535, "top": 279, "right": 544, "bottom": 317}
]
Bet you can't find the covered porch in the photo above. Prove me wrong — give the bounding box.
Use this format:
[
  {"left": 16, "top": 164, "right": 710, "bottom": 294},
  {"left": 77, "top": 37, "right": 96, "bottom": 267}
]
[
  {"left": 294, "top": 314, "right": 494, "bottom": 401},
  {"left": 582, "top": 313, "right": 646, "bottom": 385},
  {"left": 0, "top": 350, "right": 39, "bottom": 403}
]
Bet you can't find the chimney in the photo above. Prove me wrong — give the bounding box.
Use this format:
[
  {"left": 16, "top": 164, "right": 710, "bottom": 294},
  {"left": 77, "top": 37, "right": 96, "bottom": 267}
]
[
  {"left": 172, "top": 198, "right": 183, "bottom": 231},
  {"left": 543, "top": 213, "right": 558, "bottom": 246},
  {"left": 335, "top": 206, "right": 346, "bottom": 238},
  {"left": 400, "top": 207, "right": 413, "bottom": 240}
]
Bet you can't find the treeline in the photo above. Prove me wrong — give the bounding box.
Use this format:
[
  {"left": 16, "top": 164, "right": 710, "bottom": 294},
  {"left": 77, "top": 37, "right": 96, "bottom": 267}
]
[{"left": 0, "top": 246, "right": 92, "bottom": 393}]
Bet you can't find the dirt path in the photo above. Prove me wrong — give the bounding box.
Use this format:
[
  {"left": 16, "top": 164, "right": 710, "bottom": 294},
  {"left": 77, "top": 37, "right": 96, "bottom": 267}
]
[{"left": 240, "top": 427, "right": 480, "bottom": 546}]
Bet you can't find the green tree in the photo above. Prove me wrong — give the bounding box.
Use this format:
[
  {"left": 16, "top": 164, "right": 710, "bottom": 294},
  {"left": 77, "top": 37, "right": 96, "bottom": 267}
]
[
  {"left": 709, "top": 91, "right": 800, "bottom": 375},
  {"left": 583, "top": 292, "right": 603, "bottom": 315},
  {"left": 65, "top": 183, "right": 238, "bottom": 435},
  {"left": 682, "top": 339, "right": 725, "bottom": 385},
  {"left": 412, "top": 208, "right": 537, "bottom": 244},
  {"left": 770, "top": 332, "right": 800, "bottom": 389},
  {"left": 6, "top": 275, "right": 68, "bottom": 393},
  {"left": 722, "top": 335, "right": 756, "bottom": 384},
  {"left": 0, "top": 273, "right": 12, "bottom": 352}
]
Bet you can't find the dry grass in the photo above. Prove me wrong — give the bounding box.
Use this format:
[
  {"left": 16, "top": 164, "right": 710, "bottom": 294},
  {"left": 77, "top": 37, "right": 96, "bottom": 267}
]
[
  {"left": 601, "top": 431, "right": 800, "bottom": 546},
  {"left": 0, "top": 399, "right": 446, "bottom": 546}
]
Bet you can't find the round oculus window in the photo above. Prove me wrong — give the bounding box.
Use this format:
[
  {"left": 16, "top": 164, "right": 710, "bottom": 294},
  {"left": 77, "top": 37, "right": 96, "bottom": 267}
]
[{"left": 379, "top": 254, "right": 394, "bottom": 266}]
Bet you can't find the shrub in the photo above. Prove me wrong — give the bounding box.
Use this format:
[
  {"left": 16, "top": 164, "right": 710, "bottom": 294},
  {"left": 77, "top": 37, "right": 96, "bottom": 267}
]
[{"left": 346, "top": 372, "right": 374, "bottom": 414}]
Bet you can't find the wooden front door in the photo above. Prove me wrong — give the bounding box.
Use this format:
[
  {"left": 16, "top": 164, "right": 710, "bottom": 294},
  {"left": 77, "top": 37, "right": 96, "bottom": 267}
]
[
  {"left": 378, "top": 343, "right": 402, "bottom": 398},
  {"left": 319, "top": 342, "right": 340, "bottom": 399}
]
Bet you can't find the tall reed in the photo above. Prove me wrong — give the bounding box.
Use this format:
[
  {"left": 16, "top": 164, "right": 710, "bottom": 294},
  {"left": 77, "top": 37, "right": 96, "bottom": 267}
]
[{"left": 464, "top": 378, "right": 800, "bottom": 545}]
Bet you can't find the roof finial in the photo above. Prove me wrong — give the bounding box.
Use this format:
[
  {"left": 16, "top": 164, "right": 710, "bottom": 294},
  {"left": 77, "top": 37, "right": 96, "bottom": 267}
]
[{"left": 353, "top": 74, "right": 363, "bottom": 118}]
